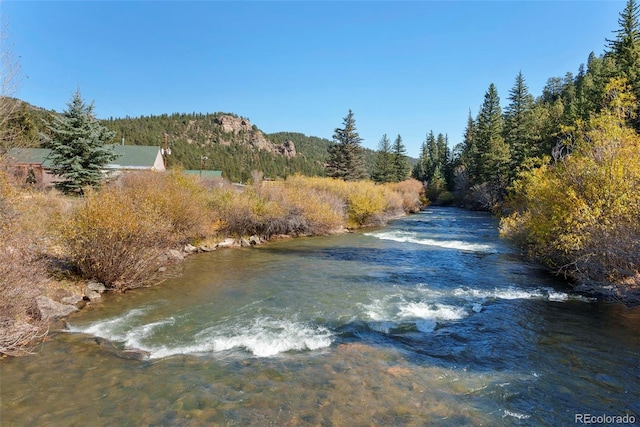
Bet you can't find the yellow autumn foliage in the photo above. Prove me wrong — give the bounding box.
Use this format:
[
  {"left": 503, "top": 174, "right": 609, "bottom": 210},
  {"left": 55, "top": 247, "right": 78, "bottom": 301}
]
[
  {"left": 501, "top": 78, "right": 640, "bottom": 286},
  {"left": 59, "top": 171, "right": 213, "bottom": 290},
  {"left": 54, "top": 172, "right": 427, "bottom": 290}
]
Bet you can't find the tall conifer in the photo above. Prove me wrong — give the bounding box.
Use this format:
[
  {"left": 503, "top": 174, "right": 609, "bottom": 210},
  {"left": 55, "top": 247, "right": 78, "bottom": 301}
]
[
  {"left": 475, "top": 83, "right": 510, "bottom": 191},
  {"left": 46, "top": 90, "right": 117, "bottom": 194},
  {"left": 392, "top": 134, "right": 409, "bottom": 182},
  {"left": 460, "top": 111, "right": 479, "bottom": 186},
  {"left": 606, "top": 0, "right": 640, "bottom": 129},
  {"left": 504, "top": 72, "right": 535, "bottom": 176},
  {"left": 326, "top": 109, "right": 367, "bottom": 181},
  {"left": 372, "top": 133, "right": 394, "bottom": 183}
]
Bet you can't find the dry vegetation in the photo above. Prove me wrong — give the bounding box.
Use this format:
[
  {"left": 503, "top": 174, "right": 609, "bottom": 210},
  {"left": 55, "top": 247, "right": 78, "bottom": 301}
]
[
  {"left": 0, "top": 169, "right": 426, "bottom": 356},
  {"left": 0, "top": 172, "right": 73, "bottom": 355}
]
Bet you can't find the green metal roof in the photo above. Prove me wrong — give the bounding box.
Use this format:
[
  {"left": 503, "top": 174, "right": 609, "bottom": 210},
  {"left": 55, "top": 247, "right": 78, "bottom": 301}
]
[
  {"left": 6, "top": 148, "right": 55, "bottom": 168},
  {"left": 184, "top": 170, "right": 223, "bottom": 177},
  {"left": 7, "top": 146, "right": 163, "bottom": 170},
  {"left": 106, "top": 145, "right": 161, "bottom": 169}
]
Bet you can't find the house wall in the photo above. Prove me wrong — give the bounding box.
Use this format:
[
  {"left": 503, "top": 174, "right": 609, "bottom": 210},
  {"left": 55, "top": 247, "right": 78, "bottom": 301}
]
[
  {"left": 10, "top": 164, "right": 46, "bottom": 190},
  {"left": 153, "top": 152, "right": 166, "bottom": 171}
]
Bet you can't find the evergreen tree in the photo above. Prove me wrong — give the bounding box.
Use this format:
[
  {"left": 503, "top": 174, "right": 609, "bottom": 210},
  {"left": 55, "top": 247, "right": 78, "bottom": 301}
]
[
  {"left": 459, "top": 111, "right": 478, "bottom": 187},
  {"left": 475, "top": 83, "right": 511, "bottom": 194},
  {"left": 372, "top": 133, "right": 394, "bottom": 183},
  {"left": 435, "top": 133, "right": 452, "bottom": 185},
  {"left": 504, "top": 72, "right": 536, "bottom": 177},
  {"left": 392, "top": 134, "right": 409, "bottom": 182},
  {"left": 46, "top": 90, "right": 117, "bottom": 194},
  {"left": 606, "top": 0, "right": 640, "bottom": 129},
  {"left": 413, "top": 130, "right": 453, "bottom": 199},
  {"left": 412, "top": 137, "right": 429, "bottom": 182},
  {"left": 326, "top": 109, "right": 367, "bottom": 181}
]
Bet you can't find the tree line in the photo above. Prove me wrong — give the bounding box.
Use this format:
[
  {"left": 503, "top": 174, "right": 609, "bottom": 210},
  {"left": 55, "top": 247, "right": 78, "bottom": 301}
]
[
  {"left": 325, "top": 109, "right": 411, "bottom": 183},
  {"left": 407, "top": 0, "right": 640, "bottom": 211},
  {"left": 329, "top": 0, "right": 639, "bottom": 298}
]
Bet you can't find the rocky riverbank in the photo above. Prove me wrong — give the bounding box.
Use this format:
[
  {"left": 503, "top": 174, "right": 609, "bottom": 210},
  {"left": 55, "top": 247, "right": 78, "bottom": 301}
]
[
  {"left": 7, "top": 230, "right": 352, "bottom": 358},
  {"left": 32, "top": 235, "right": 277, "bottom": 325}
]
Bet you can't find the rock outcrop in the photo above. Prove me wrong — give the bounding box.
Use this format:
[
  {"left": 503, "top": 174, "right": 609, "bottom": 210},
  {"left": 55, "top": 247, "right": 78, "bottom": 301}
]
[{"left": 214, "top": 115, "right": 296, "bottom": 157}]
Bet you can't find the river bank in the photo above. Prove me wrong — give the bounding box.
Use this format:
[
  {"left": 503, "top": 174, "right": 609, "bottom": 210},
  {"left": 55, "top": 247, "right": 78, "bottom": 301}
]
[
  {"left": 1, "top": 172, "right": 425, "bottom": 357},
  {"left": 3, "top": 207, "right": 638, "bottom": 426}
]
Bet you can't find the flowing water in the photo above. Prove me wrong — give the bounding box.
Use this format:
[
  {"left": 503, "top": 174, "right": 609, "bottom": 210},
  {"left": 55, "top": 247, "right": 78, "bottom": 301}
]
[{"left": 2, "top": 207, "right": 639, "bottom": 426}]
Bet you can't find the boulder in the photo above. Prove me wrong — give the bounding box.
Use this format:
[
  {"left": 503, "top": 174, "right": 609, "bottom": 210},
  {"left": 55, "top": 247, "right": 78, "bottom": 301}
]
[
  {"left": 36, "top": 296, "right": 79, "bottom": 321},
  {"left": 87, "top": 280, "right": 106, "bottom": 294},
  {"left": 84, "top": 289, "right": 102, "bottom": 301},
  {"left": 249, "top": 235, "right": 263, "bottom": 245},
  {"left": 183, "top": 244, "right": 198, "bottom": 254},
  {"left": 167, "top": 249, "right": 185, "bottom": 261},
  {"left": 239, "top": 238, "right": 251, "bottom": 247},
  {"left": 216, "top": 238, "right": 238, "bottom": 248},
  {"left": 61, "top": 294, "right": 87, "bottom": 309},
  {"left": 51, "top": 288, "right": 73, "bottom": 303},
  {"left": 198, "top": 245, "right": 216, "bottom": 252}
]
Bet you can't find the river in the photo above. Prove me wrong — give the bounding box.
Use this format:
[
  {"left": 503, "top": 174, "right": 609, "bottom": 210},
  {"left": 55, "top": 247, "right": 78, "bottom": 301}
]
[{"left": 1, "top": 207, "right": 639, "bottom": 426}]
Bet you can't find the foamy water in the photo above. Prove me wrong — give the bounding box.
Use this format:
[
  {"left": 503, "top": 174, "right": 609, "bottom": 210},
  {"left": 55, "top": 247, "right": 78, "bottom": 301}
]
[
  {"left": 364, "top": 230, "right": 498, "bottom": 253},
  {"left": 69, "top": 312, "right": 334, "bottom": 359},
  {"left": 7, "top": 207, "right": 636, "bottom": 427}
]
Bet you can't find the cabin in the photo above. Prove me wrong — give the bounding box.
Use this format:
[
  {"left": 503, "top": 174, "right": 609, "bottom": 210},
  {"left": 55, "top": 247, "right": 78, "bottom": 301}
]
[{"left": 5, "top": 145, "right": 165, "bottom": 189}]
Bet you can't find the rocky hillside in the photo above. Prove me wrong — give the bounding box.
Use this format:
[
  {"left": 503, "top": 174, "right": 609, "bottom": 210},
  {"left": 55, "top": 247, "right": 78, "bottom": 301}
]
[
  {"left": 4, "top": 100, "right": 384, "bottom": 183},
  {"left": 102, "top": 112, "right": 325, "bottom": 182}
]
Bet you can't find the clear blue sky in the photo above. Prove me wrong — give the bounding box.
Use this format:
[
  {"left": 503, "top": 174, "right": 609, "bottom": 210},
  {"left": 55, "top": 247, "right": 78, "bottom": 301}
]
[{"left": 1, "top": 1, "right": 625, "bottom": 157}]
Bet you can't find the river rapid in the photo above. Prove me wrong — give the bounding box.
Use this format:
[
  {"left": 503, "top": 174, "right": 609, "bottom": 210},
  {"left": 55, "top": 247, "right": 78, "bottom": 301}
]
[{"left": 2, "top": 207, "right": 639, "bottom": 426}]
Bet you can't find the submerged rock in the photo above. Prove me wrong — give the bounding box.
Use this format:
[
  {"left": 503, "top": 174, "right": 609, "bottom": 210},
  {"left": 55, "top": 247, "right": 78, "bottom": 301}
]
[{"left": 95, "top": 337, "right": 151, "bottom": 361}]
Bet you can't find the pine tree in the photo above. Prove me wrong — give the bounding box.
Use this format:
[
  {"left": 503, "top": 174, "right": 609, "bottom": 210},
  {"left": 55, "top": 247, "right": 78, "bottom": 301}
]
[
  {"left": 504, "top": 72, "right": 536, "bottom": 176},
  {"left": 475, "top": 83, "right": 511, "bottom": 193},
  {"left": 459, "top": 111, "right": 479, "bottom": 187},
  {"left": 392, "top": 134, "right": 409, "bottom": 182},
  {"left": 435, "top": 133, "right": 451, "bottom": 185},
  {"left": 606, "top": 0, "right": 640, "bottom": 129},
  {"left": 326, "top": 109, "right": 367, "bottom": 181},
  {"left": 372, "top": 133, "right": 395, "bottom": 183},
  {"left": 411, "top": 138, "right": 428, "bottom": 182},
  {"left": 46, "top": 90, "right": 117, "bottom": 194}
]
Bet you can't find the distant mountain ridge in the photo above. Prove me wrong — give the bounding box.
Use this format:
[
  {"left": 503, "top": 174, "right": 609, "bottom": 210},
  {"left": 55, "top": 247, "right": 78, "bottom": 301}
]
[
  {"left": 6, "top": 99, "right": 384, "bottom": 182},
  {"left": 102, "top": 112, "right": 334, "bottom": 182}
]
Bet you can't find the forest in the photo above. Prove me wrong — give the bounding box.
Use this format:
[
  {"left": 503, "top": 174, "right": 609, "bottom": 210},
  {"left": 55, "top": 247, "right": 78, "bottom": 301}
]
[
  {"left": 412, "top": 1, "right": 639, "bottom": 211},
  {"left": 410, "top": 0, "right": 639, "bottom": 299}
]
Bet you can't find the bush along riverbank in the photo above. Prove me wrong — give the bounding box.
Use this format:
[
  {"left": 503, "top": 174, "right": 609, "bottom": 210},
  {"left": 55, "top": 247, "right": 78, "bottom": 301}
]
[
  {"left": 498, "top": 79, "right": 640, "bottom": 307},
  {"left": 0, "top": 170, "right": 426, "bottom": 357}
]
